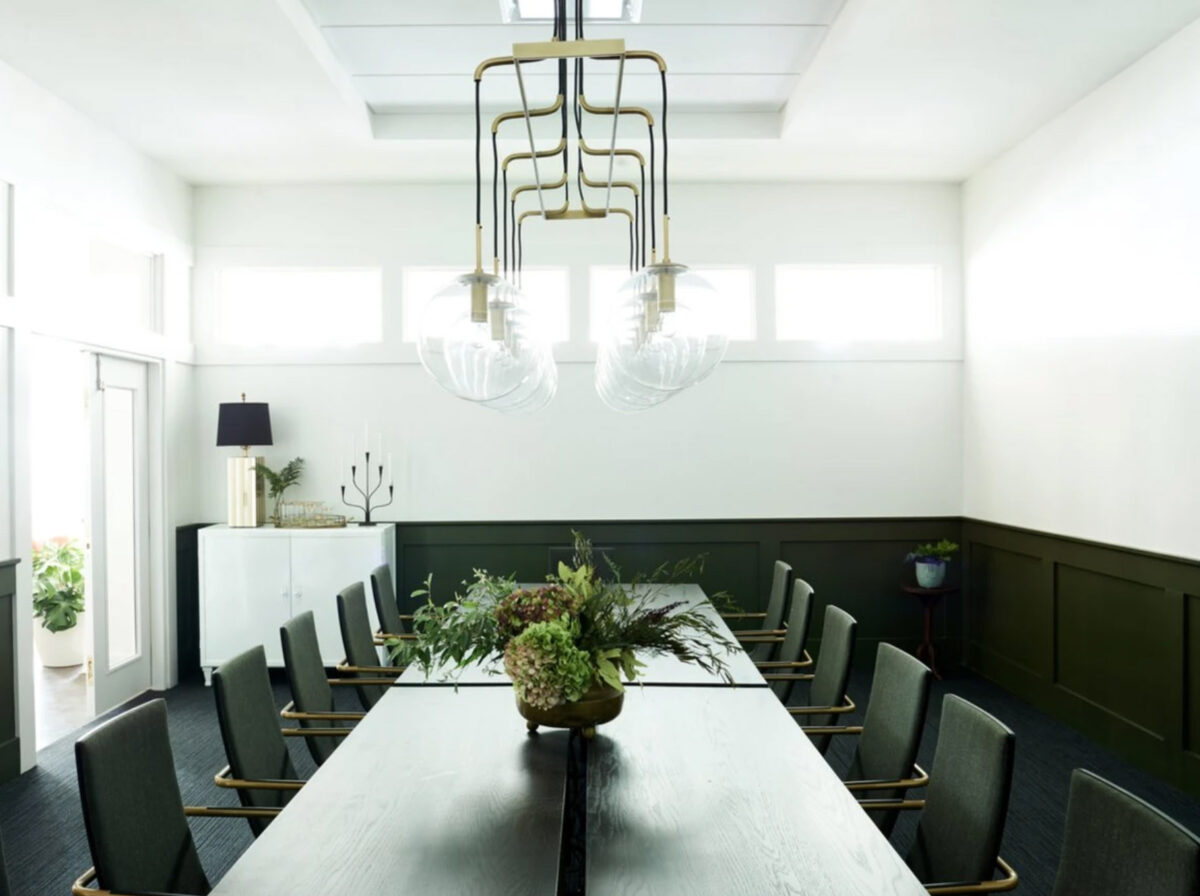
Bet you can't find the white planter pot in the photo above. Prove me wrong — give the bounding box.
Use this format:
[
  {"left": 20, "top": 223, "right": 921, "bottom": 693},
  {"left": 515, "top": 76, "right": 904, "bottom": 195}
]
[
  {"left": 33, "top": 621, "right": 85, "bottom": 668},
  {"left": 914, "top": 560, "right": 947, "bottom": 589}
]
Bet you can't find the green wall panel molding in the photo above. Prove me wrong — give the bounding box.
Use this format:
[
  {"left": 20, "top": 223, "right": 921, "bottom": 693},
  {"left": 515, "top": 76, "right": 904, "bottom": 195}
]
[{"left": 962, "top": 518, "right": 1200, "bottom": 799}]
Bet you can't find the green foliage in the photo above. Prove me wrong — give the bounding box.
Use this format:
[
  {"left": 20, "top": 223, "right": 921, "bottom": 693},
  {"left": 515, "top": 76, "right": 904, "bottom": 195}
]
[
  {"left": 390, "top": 531, "right": 737, "bottom": 703},
  {"left": 32, "top": 538, "right": 86, "bottom": 633},
  {"left": 907, "top": 539, "right": 960, "bottom": 562},
  {"left": 255, "top": 457, "right": 304, "bottom": 499},
  {"left": 503, "top": 619, "right": 592, "bottom": 709}
]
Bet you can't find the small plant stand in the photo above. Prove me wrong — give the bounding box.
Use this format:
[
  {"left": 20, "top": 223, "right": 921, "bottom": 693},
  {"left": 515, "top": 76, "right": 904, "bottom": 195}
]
[{"left": 900, "top": 584, "right": 959, "bottom": 679}]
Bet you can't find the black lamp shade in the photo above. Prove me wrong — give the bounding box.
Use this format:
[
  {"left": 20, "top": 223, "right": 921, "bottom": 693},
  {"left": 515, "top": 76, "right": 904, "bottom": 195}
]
[{"left": 216, "top": 402, "right": 273, "bottom": 447}]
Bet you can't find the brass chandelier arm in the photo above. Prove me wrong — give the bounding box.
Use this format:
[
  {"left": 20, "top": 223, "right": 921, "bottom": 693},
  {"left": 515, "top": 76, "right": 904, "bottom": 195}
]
[
  {"left": 502, "top": 138, "right": 569, "bottom": 171},
  {"left": 491, "top": 95, "right": 564, "bottom": 134},
  {"left": 578, "top": 94, "right": 655, "bottom": 127}
]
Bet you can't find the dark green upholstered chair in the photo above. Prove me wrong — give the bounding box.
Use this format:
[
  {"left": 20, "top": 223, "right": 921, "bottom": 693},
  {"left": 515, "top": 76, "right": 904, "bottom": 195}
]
[
  {"left": 757, "top": 578, "right": 815, "bottom": 703},
  {"left": 370, "top": 564, "right": 415, "bottom": 646},
  {"left": 0, "top": 829, "right": 12, "bottom": 896},
  {"left": 337, "top": 581, "right": 400, "bottom": 711},
  {"left": 864, "top": 694, "right": 1018, "bottom": 894},
  {"left": 72, "top": 699, "right": 277, "bottom": 896},
  {"left": 213, "top": 646, "right": 305, "bottom": 837},
  {"left": 724, "top": 560, "right": 793, "bottom": 662},
  {"left": 834, "top": 643, "right": 932, "bottom": 836},
  {"left": 1051, "top": 769, "right": 1200, "bottom": 896},
  {"left": 280, "top": 611, "right": 362, "bottom": 766},
  {"left": 787, "top": 605, "right": 857, "bottom": 755}
]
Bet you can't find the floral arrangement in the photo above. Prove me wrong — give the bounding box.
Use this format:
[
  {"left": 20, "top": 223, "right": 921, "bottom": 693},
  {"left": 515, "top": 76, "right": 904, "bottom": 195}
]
[{"left": 391, "top": 534, "right": 736, "bottom": 710}]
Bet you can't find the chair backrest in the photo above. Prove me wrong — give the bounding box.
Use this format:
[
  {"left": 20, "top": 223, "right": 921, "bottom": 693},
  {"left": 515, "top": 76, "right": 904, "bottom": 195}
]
[
  {"left": 370, "top": 564, "right": 405, "bottom": 637},
  {"left": 1051, "top": 769, "right": 1200, "bottom": 896},
  {"left": 281, "top": 611, "right": 342, "bottom": 766},
  {"left": 805, "top": 605, "right": 856, "bottom": 754},
  {"left": 0, "top": 829, "right": 10, "bottom": 896},
  {"left": 769, "top": 578, "right": 815, "bottom": 703},
  {"left": 74, "top": 699, "right": 210, "bottom": 895},
  {"left": 848, "top": 643, "right": 932, "bottom": 835},
  {"left": 213, "top": 645, "right": 298, "bottom": 835},
  {"left": 907, "top": 695, "right": 1015, "bottom": 887},
  {"left": 750, "top": 560, "right": 793, "bottom": 662},
  {"left": 338, "top": 581, "right": 388, "bottom": 710}
]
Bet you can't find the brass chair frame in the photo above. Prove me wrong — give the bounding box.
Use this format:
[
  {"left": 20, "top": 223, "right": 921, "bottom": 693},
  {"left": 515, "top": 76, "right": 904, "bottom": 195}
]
[
  {"left": 855, "top": 798, "right": 1019, "bottom": 894},
  {"left": 72, "top": 805, "right": 281, "bottom": 895},
  {"left": 787, "top": 693, "right": 857, "bottom": 719}
]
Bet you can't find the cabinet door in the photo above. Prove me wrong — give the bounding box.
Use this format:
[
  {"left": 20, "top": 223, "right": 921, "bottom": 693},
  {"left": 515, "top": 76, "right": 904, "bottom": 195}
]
[
  {"left": 290, "top": 531, "right": 389, "bottom": 666},
  {"left": 200, "top": 532, "right": 291, "bottom": 668}
]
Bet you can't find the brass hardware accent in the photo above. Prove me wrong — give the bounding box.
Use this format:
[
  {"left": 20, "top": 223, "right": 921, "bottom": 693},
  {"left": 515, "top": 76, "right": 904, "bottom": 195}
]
[
  {"left": 721, "top": 612, "right": 768, "bottom": 620},
  {"left": 214, "top": 764, "right": 305, "bottom": 791},
  {"left": 335, "top": 658, "right": 403, "bottom": 677},
  {"left": 625, "top": 49, "right": 667, "bottom": 72},
  {"left": 502, "top": 138, "right": 568, "bottom": 170},
  {"left": 755, "top": 652, "right": 815, "bottom": 670},
  {"left": 580, "top": 168, "right": 639, "bottom": 196},
  {"left": 846, "top": 762, "right": 930, "bottom": 792},
  {"left": 86, "top": 656, "right": 94, "bottom": 684},
  {"left": 579, "top": 138, "right": 645, "bottom": 164},
  {"left": 788, "top": 694, "right": 857, "bottom": 716},
  {"left": 800, "top": 725, "right": 865, "bottom": 735},
  {"left": 474, "top": 55, "right": 517, "bottom": 81},
  {"left": 328, "top": 676, "right": 398, "bottom": 686},
  {"left": 579, "top": 93, "right": 654, "bottom": 126},
  {"left": 512, "top": 173, "right": 568, "bottom": 200},
  {"left": 492, "top": 95, "right": 563, "bottom": 133},
  {"left": 280, "top": 700, "right": 365, "bottom": 723},
  {"left": 925, "top": 858, "right": 1018, "bottom": 894},
  {"left": 511, "top": 38, "right": 626, "bottom": 61}
]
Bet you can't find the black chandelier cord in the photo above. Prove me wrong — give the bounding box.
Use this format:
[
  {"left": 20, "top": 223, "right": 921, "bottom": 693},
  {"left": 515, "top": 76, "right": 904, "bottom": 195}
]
[
  {"left": 660, "top": 70, "right": 669, "bottom": 220},
  {"left": 475, "top": 79, "right": 482, "bottom": 241},
  {"left": 492, "top": 130, "right": 500, "bottom": 272}
]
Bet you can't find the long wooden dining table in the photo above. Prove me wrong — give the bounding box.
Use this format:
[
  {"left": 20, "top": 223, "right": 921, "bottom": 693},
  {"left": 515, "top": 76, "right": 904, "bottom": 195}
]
[{"left": 210, "top": 585, "right": 928, "bottom": 895}]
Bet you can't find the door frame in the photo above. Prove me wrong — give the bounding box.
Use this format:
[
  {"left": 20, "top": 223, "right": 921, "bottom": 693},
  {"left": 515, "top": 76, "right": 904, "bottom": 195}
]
[{"left": 13, "top": 341, "right": 169, "bottom": 771}]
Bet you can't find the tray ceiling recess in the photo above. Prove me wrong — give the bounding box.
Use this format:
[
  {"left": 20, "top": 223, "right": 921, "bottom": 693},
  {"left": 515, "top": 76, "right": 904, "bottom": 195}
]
[{"left": 296, "top": 0, "right": 846, "bottom": 141}]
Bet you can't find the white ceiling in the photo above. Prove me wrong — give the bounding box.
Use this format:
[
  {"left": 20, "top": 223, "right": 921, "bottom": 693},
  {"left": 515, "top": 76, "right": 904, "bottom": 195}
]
[{"left": 0, "top": 0, "right": 1196, "bottom": 184}]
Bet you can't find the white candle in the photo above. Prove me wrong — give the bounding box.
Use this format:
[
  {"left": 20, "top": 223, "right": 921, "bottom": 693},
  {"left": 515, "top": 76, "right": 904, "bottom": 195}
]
[
  {"left": 340, "top": 454, "right": 345, "bottom": 487},
  {"left": 388, "top": 452, "right": 394, "bottom": 486},
  {"left": 363, "top": 424, "right": 369, "bottom": 457}
]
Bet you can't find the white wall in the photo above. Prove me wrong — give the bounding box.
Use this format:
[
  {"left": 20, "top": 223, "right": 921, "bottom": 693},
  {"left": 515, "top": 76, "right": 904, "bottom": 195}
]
[
  {"left": 0, "top": 57, "right": 194, "bottom": 770},
  {"left": 963, "top": 19, "right": 1200, "bottom": 560},
  {"left": 192, "top": 181, "right": 963, "bottom": 522}
]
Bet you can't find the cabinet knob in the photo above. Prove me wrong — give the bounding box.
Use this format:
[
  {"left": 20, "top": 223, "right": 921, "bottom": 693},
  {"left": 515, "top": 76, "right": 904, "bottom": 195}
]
[
  {"left": 294, "top": 589, "right": 303, "bottom": 602},
  {"left": 281, "top": 588, "right": 289, "bottom": 600}
]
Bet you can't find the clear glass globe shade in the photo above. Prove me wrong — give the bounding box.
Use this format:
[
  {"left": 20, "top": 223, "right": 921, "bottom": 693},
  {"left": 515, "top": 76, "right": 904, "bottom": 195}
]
[
  {"left": 481, "top": 344, "right": 558, "bottom": 413},
  {"left": 417, "top": 273, "right": 544, "bottom": 403},
  {"left": 604, "top": 264, "right": 730, "bottom": 392},
  {"left": 594, "top": 343, "right": 674, "bottom": 413}
]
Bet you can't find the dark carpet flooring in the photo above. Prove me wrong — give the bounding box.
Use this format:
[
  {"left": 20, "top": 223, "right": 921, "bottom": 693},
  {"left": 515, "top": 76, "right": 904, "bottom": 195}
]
[{"left": 1, "top": 667, "right": 1198, "bottom": 896}]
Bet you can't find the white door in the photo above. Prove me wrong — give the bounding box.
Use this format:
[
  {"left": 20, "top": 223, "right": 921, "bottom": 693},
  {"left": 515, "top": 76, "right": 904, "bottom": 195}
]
[{"left": 88, "top": 355, "right": 151, "bottom": 715}]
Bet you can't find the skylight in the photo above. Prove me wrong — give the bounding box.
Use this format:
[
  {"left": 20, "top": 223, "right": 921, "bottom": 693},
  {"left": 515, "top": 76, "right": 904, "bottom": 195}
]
[{"left": 499, "top": 0, "right": 642, "bottom": 24}]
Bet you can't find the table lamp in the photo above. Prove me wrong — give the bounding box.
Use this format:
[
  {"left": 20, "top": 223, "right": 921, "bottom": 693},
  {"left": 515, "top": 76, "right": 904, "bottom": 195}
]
[{"left": 217, "top": 394, "right": 272, "bottom": 527}]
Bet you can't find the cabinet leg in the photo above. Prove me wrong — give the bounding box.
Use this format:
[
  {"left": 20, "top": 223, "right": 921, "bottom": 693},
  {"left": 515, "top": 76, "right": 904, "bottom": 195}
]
[{"left": 202, "top": 666, "right": 214, "bottom": 687}]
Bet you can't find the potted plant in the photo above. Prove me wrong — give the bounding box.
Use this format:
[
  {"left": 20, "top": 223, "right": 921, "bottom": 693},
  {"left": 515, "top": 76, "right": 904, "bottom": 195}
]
[
  {"left": 32, "top": 537, "right": 87, "bottom": 667},
  {"left": 255, "top": 457, "right": 304, "bottom": 525},
  {"left": 906, "top": 539, "right": 960, "bottom": 588},
  {"left": 392, "top": 533, "right": 735, "bottom": 737}
]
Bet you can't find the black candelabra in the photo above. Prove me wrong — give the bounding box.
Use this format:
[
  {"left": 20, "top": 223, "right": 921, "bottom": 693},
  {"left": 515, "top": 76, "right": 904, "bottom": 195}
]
[{"left": 340, "top": 450, "right": 393, "bottom": 526}]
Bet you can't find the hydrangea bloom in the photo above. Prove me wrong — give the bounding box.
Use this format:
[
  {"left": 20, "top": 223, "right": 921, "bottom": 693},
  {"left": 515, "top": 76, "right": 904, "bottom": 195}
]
[{"left": 504, "top": 620, "right": 592, "bottom": 710}]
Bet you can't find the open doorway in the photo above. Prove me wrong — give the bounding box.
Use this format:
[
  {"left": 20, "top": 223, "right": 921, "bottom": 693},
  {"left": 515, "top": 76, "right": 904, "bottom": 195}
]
[
  {"left": 28, "top": 340, "right": 154, "bottom": 747},
  {"left": 29, "top": 336, "right": 90, "bottom": 748}
]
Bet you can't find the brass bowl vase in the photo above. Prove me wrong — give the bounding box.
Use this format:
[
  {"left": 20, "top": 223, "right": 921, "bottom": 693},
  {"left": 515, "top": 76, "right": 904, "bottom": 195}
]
[{"left": 516, "top": 683, "right": 624, "bottom": 739}]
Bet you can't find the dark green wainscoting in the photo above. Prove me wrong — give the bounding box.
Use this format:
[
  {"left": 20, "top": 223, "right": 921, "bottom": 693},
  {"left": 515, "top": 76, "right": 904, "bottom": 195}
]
[
  {"left": 962, "top": 519, "right": 1200, "bottom": 799},
  {"left": 389, "top": 518, "right": 964, "bottom": 669},
  {"left": 0, "top": 559, "right": 19, "bottom": 784}
]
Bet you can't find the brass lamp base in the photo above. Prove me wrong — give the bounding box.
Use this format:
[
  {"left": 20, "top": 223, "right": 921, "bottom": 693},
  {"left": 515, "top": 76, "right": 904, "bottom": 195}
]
[{"left": 227, "top": 456, "right": 266, "bottom": 527}]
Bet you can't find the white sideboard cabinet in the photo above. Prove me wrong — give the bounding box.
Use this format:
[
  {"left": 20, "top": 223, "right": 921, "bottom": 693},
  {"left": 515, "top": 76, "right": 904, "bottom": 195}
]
[{"left": 199, "top": 524, "right": 396, "bottom": 685}]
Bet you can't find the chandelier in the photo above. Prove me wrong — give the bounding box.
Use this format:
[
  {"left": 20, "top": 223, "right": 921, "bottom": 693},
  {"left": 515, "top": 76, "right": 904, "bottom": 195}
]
[{"left": 417, "top": 0, "right": 729, "bottom": 412}]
